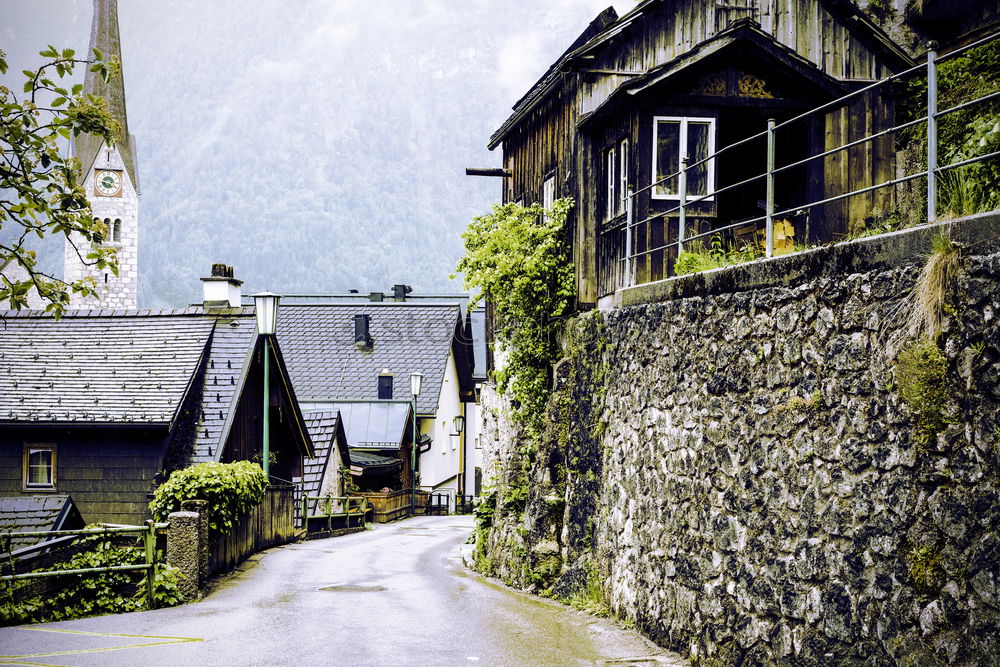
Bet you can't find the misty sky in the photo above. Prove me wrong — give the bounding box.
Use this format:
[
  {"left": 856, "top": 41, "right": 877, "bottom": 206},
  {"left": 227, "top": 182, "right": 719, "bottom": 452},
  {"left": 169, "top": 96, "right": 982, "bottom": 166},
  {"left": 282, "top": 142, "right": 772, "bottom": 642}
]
[{"left": 3, "top": 0, "right": 633, "bottom": 305}]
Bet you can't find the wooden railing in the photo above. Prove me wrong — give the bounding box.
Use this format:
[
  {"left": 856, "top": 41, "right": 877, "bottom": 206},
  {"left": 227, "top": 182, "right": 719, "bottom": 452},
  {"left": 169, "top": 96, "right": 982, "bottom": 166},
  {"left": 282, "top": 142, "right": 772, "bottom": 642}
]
[
  {"left": 209, "top": 485, "right": 299, "bottom": 574},
  {"left": 358, "top": 489, "right": 429, "bottom": 523}
]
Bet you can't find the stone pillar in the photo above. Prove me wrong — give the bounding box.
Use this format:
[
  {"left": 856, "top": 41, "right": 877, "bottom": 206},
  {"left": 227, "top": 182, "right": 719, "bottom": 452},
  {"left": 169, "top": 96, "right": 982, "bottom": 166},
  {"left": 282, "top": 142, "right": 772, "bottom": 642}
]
[
  {"left": 166, "top": 511, "right": 202, "bottom": 601},
  {"left": 181, "top": 499, "right": 209, "bottom": 587}
]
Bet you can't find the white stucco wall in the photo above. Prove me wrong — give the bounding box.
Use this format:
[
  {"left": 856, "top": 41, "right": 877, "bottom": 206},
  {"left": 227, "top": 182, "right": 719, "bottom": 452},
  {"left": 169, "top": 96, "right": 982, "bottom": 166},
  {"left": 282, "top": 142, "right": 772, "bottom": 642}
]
[{"left": 417, "top": 350, "right": 471, "bottom": 502}]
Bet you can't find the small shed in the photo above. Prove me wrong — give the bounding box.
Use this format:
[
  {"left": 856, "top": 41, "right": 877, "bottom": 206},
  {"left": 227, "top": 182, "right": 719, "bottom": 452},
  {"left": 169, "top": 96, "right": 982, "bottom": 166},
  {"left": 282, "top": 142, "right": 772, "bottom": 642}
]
[{"left": 0, "top": 495, "right": 85, "bottom": 552}]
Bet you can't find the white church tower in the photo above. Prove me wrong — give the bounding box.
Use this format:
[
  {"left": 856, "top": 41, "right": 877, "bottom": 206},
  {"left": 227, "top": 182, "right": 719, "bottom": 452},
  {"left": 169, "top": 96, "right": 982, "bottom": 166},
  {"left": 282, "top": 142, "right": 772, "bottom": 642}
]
[{"left": 65, "top": 0, "right": 139, "bottom": 309}]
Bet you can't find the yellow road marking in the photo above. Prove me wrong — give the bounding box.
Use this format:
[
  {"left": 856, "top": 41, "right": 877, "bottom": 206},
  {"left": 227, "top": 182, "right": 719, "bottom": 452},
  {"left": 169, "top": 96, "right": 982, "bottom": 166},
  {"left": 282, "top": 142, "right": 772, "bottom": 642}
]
[
  {"left": 0, "top": 627, "right": 202, "bottom": 660},
  {"left": 0, "top": 660, "right": 70, "bottom": 667}
]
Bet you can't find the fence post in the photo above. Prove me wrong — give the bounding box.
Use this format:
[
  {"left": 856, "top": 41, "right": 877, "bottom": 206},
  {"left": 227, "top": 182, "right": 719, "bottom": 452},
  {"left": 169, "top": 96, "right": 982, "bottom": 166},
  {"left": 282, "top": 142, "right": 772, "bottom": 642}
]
[
  {"left": 301, "top": 495, "right": 308, "bottom": 532},
  {"left": 678, "top": 156, "right": 689, "bottom": 255},
  {"left": 765, "top": 118, "right": 776, "bottom": 258},
  {"left": 326, "top": 496, "right": 332, "bottom": 534},
  {"left": 362, "top": 497, "right": 367, "bottom": 529},
  {"left": 926, "top": 41, "right": 939, "bottom": 223},
  {"left": 143, "top": 520, "right": 156, "bottom": 610},
  {"left": 624, "top": 186, "right": 633, "bottom": 288}
]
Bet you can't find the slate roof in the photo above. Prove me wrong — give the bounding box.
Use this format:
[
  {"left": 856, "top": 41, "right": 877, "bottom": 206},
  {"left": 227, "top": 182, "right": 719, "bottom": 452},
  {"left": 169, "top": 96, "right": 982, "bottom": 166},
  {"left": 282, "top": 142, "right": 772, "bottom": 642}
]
[
  {"left": 277, "top": 304, "right": 465, "bottom": 415},
  {"left": 0, "top": 309, "right": 217, "bottom": 425},
  {"left": 0, "top": 495, "right": 85, "bottom": 551},
  {"left": 301, "top": 411, "right": 349, "bottom": 499},
  {"left": 190, "top": 310, "right": 258, "bottom": 463}
]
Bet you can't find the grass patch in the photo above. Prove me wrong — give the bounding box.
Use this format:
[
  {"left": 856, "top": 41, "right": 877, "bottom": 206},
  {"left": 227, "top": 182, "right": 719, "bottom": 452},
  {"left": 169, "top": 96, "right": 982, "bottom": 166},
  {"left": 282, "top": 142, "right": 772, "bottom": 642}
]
[{"left": 895, "top": 338, "right": 951, "bottom": 446}]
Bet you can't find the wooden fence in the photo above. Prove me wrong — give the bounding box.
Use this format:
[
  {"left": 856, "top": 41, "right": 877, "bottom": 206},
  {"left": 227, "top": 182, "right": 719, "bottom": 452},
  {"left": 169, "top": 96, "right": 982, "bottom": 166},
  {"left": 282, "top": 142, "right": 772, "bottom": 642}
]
[
  {"left": 358, "top": 489, "right": 428, "bottom": 523},
  {"left": 209, "top": 485, "right": 299, "bottom": 574}
]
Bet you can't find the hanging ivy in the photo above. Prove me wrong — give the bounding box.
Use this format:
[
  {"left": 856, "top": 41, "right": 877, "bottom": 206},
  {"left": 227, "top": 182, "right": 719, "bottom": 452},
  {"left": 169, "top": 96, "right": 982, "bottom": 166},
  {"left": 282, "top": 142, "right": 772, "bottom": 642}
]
[{"left": 455, "top": 199, "right": 576, "bottom": 439}]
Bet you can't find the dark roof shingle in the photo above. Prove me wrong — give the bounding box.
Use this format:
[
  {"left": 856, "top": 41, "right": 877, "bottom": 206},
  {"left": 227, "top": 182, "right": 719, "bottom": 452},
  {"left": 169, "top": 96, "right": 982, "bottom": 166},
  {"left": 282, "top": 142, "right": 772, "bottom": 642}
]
[
  {"left": 277, "top": 304, "right": 461, "bottom": 415},
  {"left": 0, "top": 310, "right": 216, "bottom": 425}
]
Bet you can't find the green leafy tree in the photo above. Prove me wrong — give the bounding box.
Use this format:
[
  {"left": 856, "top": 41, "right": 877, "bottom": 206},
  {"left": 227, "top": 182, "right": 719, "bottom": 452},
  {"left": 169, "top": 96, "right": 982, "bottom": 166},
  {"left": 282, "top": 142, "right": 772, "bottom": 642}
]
[
  {"left": 0, "top": 45, "right": 119, "bottom": 316},
  {"left": 455, "top": 199, "right": 576, "bottom": 438}
]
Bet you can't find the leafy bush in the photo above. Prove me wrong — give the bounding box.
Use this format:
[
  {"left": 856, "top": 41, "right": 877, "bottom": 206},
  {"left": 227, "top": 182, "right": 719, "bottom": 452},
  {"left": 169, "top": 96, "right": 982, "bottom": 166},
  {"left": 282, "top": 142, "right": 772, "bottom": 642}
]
[
  {"left": 898, "top": 40, "right": 1000, "bottom": 217},
  {"left": 0, "top": 535, "right": 184, "bottom": 626},
  {"left": 455, "top": 199, "right": 576, "bottom": 439},
  {"left": 149, "top": 461, "right": 267, "bottom": 535},
  {"left": 674, "top": 234, "right": 762, "bottom": 276}
]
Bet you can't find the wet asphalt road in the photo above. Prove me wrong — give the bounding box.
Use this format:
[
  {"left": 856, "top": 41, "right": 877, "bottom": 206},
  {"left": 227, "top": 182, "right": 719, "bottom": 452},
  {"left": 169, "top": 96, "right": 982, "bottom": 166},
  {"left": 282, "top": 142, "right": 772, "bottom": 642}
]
[{"left": 0, "top": 516, "right": 685, "bottom": 666}]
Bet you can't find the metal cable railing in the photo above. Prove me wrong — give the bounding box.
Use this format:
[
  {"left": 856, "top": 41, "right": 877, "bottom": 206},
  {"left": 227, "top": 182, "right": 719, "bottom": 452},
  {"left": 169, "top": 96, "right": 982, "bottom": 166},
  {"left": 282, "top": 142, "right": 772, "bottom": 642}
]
[{"left": 615, "top": 30, "right": 1000, "bottom": 287}]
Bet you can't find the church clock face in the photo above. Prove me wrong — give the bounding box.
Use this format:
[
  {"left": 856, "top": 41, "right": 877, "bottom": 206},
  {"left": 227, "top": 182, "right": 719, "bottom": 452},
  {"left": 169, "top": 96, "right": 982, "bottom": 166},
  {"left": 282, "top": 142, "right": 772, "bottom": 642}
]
[{"left": 95, "top": 170, "right": 122, "bottom": 197}]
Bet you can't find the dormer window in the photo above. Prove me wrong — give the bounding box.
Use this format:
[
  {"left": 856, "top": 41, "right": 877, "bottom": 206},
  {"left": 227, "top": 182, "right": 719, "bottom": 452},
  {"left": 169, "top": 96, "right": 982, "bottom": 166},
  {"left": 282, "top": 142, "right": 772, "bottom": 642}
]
[{"left": 377, "top": 369, "right": 394, "bottom": 399}]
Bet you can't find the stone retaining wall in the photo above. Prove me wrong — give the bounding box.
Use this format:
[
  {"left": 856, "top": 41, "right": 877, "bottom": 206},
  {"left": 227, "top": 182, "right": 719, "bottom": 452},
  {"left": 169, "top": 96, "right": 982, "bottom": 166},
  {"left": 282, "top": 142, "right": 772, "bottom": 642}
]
[{"left": 478, "top": 213, "right": 1000, "bottom": 664}]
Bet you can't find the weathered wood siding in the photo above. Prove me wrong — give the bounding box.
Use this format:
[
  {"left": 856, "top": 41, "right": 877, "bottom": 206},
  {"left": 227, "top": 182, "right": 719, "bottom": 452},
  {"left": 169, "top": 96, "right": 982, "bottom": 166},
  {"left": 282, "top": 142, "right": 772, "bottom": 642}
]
[
  {"left": 209, "top": 484, "right": 298, "bottom": 574},
  {"left": 578, "top": 0, "right": 891, "bottom": 115},
  {"left": 221, "top": 339, "right": 303, "bottom": 483},
  {"left": 0, "top": 428, "right": 168, "bottom": 525},
  {"left": 500, "top": 0, "right": 903, "bottom": 303}
]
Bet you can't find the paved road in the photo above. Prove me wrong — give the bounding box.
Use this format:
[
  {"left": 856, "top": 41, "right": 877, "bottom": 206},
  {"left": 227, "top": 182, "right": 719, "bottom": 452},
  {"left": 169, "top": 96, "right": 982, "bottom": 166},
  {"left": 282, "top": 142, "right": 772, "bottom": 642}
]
[{"left": 0, "top": 516, "right": 685, "bottom": 666}]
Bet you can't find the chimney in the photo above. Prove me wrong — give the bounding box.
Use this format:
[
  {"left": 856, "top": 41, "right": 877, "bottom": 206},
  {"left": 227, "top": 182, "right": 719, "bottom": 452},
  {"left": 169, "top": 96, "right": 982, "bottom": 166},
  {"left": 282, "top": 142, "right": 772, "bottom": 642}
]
[
  {"left": 392, "top": 284, "right": 413, "bottom": 302},
  {"left": 368, "top": 292, "right": 384, "bottom": 302},
  {"left": 354, "top": 314, "right": 372, "bottom": 348},
  {"left": 200, "top": 264, "right": 243, "bottom": 308}
]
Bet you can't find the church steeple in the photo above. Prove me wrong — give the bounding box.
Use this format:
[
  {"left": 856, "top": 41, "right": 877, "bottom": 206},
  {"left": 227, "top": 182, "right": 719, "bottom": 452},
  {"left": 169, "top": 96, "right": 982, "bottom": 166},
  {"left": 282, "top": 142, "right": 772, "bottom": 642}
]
[
  {"left": 74, "top": 0, "right": 139, "bottom": 192},
  {"left": 65, "top": 0, "right": 140, "bottom": 310}
]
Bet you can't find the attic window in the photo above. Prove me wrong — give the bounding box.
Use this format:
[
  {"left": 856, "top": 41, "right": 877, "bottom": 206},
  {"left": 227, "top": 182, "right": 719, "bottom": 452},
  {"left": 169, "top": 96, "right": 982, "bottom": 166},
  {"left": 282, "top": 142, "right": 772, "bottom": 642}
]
[
  {"left": 23, "top": 444, "right": 56, "bottom": 490},
  {"left": 377, "top": 372, "right": 393, "bottom": 399},
  {"left": 652, "top": 116, "right": 715, "bottom": 200}
]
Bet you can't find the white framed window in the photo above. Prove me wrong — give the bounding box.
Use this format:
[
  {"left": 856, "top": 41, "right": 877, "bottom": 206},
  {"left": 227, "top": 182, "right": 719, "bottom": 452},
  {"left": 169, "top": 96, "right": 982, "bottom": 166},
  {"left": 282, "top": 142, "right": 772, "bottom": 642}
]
[
  {"left": 604, "top": 139, "right": 629, "bottom": 221},
  {"left": 542, "top": 175, "right": 555, "bottom": 222},
  {"left": 619, "top": 138, "right": 629, "bottom": 213},
  {"left": 23, "top": 444, "right": 56, "bottom": 489},
  {"left": 651, "top": 116, "right": 716, "bottom": 200},
  {"left": 605, "top": 146, "right": 616, "bottom": 221}
]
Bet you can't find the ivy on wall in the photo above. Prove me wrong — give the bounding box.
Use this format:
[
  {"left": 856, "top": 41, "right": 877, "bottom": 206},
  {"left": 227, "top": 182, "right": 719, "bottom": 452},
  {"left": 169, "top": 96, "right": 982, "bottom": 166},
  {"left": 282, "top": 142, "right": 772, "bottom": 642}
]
[
  {"left": 149, "top": 461, "right": 268, "bottom": 535},
  {"left": 455, "top": 199, "right": 576, "bottom": 440}
]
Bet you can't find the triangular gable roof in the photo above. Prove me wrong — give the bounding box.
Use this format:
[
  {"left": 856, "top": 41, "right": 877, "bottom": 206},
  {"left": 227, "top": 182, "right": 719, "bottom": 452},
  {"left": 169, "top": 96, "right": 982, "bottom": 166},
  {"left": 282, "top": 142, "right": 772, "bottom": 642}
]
[
  {"left": 276, "top": 304, "right": 470, "bottom": 416},
  {"left": 301, "top": 410, "right": 350, "bottom": 499},
  {"left": 0, "top": 309, "right": 215, "bottom": 426},
  {"left": 189, "top": 308, "right": 257, "bottom": 462},
  {"left": 579, "top": 19, "right": 849, "bottom": 128},
  {"left": 489, "top": 0, "right": 915, "bottom": 149},
  {"left": 194, "top": 332, "right": 314, "bottom": 464}
]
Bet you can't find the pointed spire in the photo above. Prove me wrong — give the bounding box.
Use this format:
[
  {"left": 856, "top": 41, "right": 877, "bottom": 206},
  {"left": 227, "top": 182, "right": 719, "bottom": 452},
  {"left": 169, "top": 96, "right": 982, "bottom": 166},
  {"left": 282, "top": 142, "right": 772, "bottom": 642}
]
[{"left": 74, "top": 0, "right": 139, "bottom": 191}]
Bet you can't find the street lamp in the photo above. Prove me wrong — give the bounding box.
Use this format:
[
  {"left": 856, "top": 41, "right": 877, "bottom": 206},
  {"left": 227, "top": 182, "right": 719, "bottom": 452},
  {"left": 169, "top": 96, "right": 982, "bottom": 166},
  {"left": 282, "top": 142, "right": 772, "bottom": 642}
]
[
  {"left": 253, "top": 291, "right": 280, "bottom": 478},
  {"left": 410, "top": 371, "right": 423, "bottom": 516}
]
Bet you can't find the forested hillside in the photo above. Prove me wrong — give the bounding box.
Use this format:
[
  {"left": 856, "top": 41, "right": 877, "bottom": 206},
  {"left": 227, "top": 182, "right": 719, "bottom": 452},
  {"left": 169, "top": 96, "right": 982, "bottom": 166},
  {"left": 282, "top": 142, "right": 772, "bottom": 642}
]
[{"left": 4, "top": 0, "right": 630, "bottom": 306}]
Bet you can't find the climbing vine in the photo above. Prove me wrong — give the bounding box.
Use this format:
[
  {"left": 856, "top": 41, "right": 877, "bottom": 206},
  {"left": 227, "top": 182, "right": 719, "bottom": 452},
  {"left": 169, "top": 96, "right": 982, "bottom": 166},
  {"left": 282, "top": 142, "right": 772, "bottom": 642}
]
[{"left": 455, "top": 199, "right": 576, "bottom": 440}]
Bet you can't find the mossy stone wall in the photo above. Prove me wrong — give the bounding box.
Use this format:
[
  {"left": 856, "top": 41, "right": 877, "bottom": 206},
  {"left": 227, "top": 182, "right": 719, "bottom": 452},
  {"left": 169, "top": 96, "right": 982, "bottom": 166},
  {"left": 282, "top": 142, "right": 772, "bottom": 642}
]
[{"left": 479, "top": 213, "right": 1000, "bottom": 664}]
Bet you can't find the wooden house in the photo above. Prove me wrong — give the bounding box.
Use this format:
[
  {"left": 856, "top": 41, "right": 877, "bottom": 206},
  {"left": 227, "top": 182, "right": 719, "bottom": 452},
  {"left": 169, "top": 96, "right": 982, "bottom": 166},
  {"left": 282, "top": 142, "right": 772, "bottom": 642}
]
[
  {"left": 487, "top": 0, "right": 915, "bottom": 306},
  {"left": 0, "top": 270, "right": 314, "bottom": 526}
]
